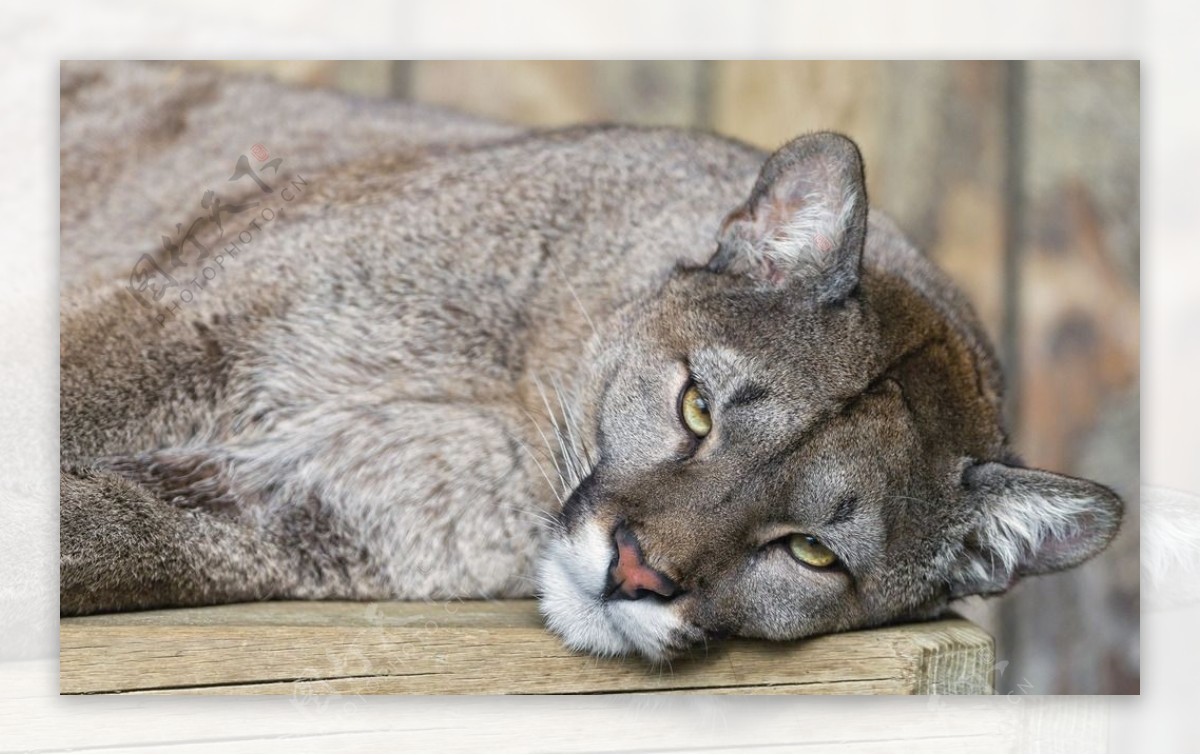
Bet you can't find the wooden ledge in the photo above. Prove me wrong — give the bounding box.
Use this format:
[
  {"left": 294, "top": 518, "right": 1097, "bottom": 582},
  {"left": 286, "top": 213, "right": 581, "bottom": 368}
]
[{"left": 59, "top": 600, "right": 994, "bottom": 695}]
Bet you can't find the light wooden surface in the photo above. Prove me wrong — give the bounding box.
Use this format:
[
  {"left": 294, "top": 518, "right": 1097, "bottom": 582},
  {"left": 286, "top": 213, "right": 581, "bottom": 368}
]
[{"left": 60, "top": 601, "right": 994, "bottom": 695}]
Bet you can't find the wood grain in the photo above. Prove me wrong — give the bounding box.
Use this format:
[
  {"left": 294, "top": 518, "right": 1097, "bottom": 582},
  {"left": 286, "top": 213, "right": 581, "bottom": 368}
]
[
  {"left": 60, "top": 601, "right": 994, "bottom": 695},
  {"left": 1000, "top": 60, "right": 1141, "bottom": 696},
  {"left": 408, "top": 61, "right": 704, "bottom": 128}
]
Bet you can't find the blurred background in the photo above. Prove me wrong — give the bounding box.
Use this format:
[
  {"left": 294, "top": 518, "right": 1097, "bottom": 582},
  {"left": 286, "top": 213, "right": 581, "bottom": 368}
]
[{"left": 201, "top": 61, "right": 1140, "bottom": 695}]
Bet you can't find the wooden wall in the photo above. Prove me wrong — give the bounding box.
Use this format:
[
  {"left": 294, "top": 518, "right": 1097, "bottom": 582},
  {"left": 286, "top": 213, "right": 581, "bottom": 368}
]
[{"left": 205, "top": 60, "right": 1140, "bottom": 695}]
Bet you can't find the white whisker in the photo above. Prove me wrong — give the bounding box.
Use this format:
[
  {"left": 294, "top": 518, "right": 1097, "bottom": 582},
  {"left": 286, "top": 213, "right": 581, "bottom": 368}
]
[
  {"left": 550, "top": 375, "right": 584, "bottom": 488},
  {"left": 503, "top": 429, "right": 566, "bottom": 505},
  {"left": 552, "top": 373, "right": 593, "bottom": 476},
  {"left": 519, "top": 407, "right": 569, "bottom": 500},
  {"left": 533, "top": 374, "right": 579, "bottom": 492},
  {"left": 545, "top": 252, "right": 598, "bottom": 339}
]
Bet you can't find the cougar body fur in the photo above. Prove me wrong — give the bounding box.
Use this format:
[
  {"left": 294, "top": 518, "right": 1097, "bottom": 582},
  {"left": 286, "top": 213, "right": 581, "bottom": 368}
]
[{"left": 60, "top": 63, "right": 1122, "bottom": 660}]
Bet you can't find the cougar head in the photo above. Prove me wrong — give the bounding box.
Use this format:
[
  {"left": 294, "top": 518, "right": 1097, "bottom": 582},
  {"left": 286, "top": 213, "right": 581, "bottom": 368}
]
[{"left": 535, "top": 131, "right": 1123, "bottom": 661}]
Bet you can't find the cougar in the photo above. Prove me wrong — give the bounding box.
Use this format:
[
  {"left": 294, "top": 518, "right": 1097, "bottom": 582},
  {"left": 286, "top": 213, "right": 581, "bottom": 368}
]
[{"left": 60, "top": 62, "right": 1123, "bottom": 661}]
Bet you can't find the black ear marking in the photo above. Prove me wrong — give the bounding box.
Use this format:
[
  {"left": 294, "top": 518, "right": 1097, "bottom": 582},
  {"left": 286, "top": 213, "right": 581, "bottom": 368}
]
[{"left": 710, "top": 131, "right": 869, "bottom": 303}]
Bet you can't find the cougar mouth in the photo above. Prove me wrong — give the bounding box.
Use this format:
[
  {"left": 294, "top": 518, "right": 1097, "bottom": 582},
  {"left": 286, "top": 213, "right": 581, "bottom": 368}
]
[{"left": 535, "top": 519, "right": 701, "bottom": 662}]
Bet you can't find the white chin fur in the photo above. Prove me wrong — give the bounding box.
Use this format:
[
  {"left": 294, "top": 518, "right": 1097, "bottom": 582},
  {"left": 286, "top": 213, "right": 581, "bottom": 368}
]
[{"left": 536, "top": 519, "right": 687, "bottom": 662}]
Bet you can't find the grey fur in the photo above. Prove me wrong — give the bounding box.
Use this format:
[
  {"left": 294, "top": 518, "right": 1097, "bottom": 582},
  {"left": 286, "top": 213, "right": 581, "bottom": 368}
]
[{"left": 60, "top": 63, "right": 1122, "bottom": 660}]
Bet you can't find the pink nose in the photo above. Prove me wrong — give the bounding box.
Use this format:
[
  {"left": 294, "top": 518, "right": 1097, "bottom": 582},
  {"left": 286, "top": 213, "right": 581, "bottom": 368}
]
[{"left": 605, "top": 523, "right": 681, "bottom": 600}]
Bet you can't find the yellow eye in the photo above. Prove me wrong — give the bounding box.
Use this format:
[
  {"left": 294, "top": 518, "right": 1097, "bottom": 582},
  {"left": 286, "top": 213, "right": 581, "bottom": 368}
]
[
  {"left": 679, "top": 383, "right": 712, "bottom": 438},
  {"left": 788, "top": 534, "right": 838, "bottom": 568}
]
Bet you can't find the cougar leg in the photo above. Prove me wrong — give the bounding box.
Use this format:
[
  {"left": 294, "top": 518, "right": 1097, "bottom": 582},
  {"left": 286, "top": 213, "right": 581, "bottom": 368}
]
[
  {"left": 59, "top": 453, "right": 387, "bottom": 616},
  {"left": 60, "top": 465, "right": 283, "bottom": 615}
]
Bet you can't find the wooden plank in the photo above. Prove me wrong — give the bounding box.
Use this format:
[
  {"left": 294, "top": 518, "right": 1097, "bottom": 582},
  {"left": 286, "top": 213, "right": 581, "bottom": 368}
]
[
  {"left": 710, "top": 62, "right": 1008, "bottom": 344},
  {"left": 871, "top": 61, "right": 1011, "bottom": 348},
  {"left": 125, "top": 677, "right": 907, "bottom": 696},
  {"left": 60, "top": 601, "right": 993, "bottom": 695},
  {"left": 409, "top": 61, "right": 601, "bottom": 125},
  {"left": 999, "top": 60, "right": 1141, "bottom": 696},
  {"left": 710, "top": 61, "right": 884, "bottom": 155},
  {"left": 206, "top": 61, "right": 396, "bottom": 97},
  {"left": 1016, "top": 61, "right": 1140, "bottom": 473},
  {"left": 408, "top": 61, "right": 704, "bottom": 128}
]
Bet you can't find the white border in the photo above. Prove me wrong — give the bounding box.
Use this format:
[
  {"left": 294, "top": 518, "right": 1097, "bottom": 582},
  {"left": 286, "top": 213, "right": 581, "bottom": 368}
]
[{"left": 3, "top": 1, "right": 1196, "bottom": 751}]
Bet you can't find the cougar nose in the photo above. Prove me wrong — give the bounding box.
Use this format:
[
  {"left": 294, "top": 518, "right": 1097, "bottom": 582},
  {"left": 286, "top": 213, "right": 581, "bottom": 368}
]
[{"left": 604, "top": 523, "right": 681, "bottom": 601}]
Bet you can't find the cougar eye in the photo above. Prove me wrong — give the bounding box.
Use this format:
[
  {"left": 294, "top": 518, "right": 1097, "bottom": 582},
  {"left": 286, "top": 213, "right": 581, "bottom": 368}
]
[
  {"left": 787, "top": 534, "right": 838, "bottom": 568},
  {"left": 678, "top": 382, "right": 712, "bottom": 438}
]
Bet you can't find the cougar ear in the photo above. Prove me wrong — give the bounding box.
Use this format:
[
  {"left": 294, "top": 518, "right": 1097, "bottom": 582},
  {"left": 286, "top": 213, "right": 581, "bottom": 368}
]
[
  {"left": 710, "top": 131, "right": 868, "bottom": 303},
  {"left": 946, "top": 462, "right": 1124, "bottom": 600}
]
